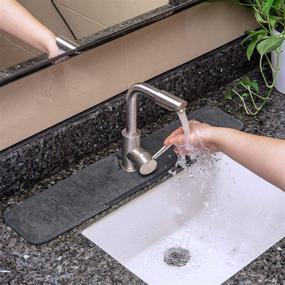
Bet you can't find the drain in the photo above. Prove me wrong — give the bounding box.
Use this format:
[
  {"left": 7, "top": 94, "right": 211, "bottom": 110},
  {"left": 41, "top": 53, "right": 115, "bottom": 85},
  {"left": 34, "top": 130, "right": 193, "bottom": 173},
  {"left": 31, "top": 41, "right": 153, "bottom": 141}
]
[{"left": 163, "top": 247, "right": 191, "bottom": 267}]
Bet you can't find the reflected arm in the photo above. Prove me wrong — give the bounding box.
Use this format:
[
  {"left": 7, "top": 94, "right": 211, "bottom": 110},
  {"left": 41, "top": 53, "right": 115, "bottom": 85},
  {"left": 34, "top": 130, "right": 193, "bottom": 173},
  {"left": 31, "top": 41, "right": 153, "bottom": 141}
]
[{"left": 0, "top": 0, "right": 59, "bottom": 57}]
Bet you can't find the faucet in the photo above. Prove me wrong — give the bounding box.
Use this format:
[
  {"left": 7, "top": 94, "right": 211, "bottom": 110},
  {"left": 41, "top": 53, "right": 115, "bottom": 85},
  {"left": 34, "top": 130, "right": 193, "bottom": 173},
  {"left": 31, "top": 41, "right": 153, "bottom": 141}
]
[{"left": 120, "top": 83, "right": 188, "bottom": 175}]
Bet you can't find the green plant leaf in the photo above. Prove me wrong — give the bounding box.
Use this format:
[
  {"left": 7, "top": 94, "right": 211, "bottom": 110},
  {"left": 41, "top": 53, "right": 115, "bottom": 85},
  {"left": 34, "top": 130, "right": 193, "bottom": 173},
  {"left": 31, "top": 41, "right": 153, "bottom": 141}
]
[
  {"left": 238, "top": 77, "right": 260, "bottom": 93},
  {"left": 256, "top": 36, "right": 284, "bottom": 55},
  {"left": 246, "top": 30, "right": 267, "bottom": 60},
  {"left": 262, "top": 0, "right": 274, "bottom": 16},
  {"left": 269, "top": 15, "right": 278, "bottom": 28},
  {"left": 223, "top": 0, "right": 283, "bottom": 116},
  {"left": 248, "top": 80, "right": 260, "bottom": 92},
  {"left": 224, "top": 90, "right": 233, "bottom": 100},
  {"left": 240, "top": 76, "right": 250, "bottom": 85},
  {"left": 272, "top": 0, "right": 283, "bottom": 12}
]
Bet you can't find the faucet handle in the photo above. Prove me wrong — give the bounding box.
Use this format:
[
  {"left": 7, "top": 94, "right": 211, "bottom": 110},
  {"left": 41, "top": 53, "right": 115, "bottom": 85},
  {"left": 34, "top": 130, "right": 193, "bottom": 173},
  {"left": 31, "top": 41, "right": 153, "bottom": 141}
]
[
  {"left": 152, "top": 145, "right": 173, "bottom": 160},
  {"left": 56, "top": 36, "right": 79, "bottom": 52},
  {"left": 127, "top": 147, "right": 157, "bottom": 176}
]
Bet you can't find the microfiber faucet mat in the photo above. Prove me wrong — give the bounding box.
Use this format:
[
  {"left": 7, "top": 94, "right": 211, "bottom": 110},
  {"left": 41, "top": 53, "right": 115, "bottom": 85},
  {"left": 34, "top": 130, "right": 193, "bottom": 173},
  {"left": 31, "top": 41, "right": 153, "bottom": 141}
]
[{"left": 4, "top": 106, "right": 243, "bottom": 245}]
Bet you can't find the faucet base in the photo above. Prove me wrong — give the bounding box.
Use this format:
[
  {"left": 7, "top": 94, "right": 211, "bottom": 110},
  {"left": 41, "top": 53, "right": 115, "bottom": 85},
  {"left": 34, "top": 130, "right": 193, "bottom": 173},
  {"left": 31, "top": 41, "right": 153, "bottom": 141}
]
[
  {"left": 121, "top": 128, "right": 141, "bottom": 172},
  {"left": 120, "top": 129, "right": 157, "bottom": 175},
  {"left": 118, "top": 159, "right": 137, "bottom": 173}
]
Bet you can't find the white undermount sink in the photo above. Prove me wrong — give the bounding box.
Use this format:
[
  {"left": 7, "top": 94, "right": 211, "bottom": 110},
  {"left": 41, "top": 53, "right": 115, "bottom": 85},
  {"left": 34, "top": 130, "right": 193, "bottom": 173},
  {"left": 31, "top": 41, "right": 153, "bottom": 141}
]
[{"left": 82, "top": 153, "right": 285, "bottom": 285}]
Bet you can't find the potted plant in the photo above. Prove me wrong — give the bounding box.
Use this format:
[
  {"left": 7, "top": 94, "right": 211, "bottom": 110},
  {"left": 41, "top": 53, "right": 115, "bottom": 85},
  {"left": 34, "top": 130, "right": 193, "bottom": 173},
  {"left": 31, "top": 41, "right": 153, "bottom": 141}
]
[{"left": 224, "top": 0, "right": 285, "bottom": 115}]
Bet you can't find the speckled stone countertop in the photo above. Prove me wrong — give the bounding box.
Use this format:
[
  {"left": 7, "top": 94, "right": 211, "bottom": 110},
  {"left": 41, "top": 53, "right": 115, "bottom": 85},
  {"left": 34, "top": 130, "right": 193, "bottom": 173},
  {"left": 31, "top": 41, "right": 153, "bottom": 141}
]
[{"left": 0, "top": 69, "right": 284, "bottom": 284}]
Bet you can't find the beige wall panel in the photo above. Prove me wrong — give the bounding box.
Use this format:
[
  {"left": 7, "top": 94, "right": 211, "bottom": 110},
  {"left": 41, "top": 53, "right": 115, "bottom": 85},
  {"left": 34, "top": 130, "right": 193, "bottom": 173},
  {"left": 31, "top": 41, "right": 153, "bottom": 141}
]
[
  {"left": 125, "top": 1, "right": 256, "bottom": 84},
  {"left": 56, "top": 4, "right": 107, "bottom": 38},
  {"left": 0, "top": 30, "right": 40, "bottom": 56},
  {"left": 55, "top": 0, "right": 168, "bottom": 27},
  {"left": 18, "top": 0, "right": 73, "bottom": 38},
  {"left": 0, "top": 33, "right": 35, "bottom": 70},
  {"left": 0, "top": 2, "right": 257, "bottom": 150},
  {"left": 129, "top": 0, "right": 168, "bottom": 17},
  {"left": 0, "top": 38, "right": 128, "bottom": 149},
  {"left": 56, "top": 0, "right": 133, "bottom": 26}
]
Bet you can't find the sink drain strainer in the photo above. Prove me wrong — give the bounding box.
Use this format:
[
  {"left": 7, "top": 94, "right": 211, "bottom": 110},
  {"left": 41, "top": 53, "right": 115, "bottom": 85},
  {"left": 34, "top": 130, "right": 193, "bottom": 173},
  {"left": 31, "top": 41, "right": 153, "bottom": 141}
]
[{"left": 163, "top": 247, "right": 191, "bottom": 267}]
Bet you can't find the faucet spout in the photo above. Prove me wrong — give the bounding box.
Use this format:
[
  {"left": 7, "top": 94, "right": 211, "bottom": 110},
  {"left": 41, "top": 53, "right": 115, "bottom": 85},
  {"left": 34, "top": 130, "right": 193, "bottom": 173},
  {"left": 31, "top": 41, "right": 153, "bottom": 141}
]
[
  {"left": 121, "top": 83, "right": 188, "bottom": 175},
  {"left": 126, "top": 83, "right": 187, "bottom": 135}
]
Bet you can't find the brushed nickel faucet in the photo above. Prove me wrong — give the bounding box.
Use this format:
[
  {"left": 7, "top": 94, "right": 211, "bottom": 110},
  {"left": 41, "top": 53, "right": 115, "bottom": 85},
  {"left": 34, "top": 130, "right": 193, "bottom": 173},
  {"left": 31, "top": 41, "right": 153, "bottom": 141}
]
[
  {"left": 56, "top": 36, "right": 79, "bottom": 52},
  {"left": 120, "top": 83, "right": 188, "bottom": 175}
]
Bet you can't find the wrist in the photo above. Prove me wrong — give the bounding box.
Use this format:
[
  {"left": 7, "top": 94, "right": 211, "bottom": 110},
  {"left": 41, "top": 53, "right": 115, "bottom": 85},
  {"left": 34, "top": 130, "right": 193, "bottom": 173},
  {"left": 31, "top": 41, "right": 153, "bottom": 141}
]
[
  {"left": 47, "top": 34, "right": 60, "bottom": 58},
  {"left": 210, "top": 127, "right": 239, "bottom": 153},
  {"left": 42, "top": 31, "right": 59, "bottom": 58},
  {"left": 205, "top": 126, "right": 227, "bottom": 153}
]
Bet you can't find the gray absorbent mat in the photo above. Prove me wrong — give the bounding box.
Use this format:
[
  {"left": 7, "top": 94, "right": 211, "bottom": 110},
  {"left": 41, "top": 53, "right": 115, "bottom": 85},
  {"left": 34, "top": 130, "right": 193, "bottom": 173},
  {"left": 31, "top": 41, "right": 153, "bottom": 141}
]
[{"left": 4, "top": 106, "right": 243, "bottom": 245}]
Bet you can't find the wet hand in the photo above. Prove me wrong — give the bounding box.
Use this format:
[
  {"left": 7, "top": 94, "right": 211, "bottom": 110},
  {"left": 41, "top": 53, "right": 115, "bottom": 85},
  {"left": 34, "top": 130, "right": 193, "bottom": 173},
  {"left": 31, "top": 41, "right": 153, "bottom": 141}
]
[
  {"left": 164, "top": 120, "right": 219, "bottom": 155},
  {"left": 46, "top": 35, "right": 61, "bottom": 58}
]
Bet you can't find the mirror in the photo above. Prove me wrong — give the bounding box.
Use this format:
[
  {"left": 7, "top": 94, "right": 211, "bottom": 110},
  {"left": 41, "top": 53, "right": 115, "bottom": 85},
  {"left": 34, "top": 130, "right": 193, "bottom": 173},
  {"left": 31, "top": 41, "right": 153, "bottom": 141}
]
[{"left": 0, "top": 0, "right": 193, "bottom": 84}]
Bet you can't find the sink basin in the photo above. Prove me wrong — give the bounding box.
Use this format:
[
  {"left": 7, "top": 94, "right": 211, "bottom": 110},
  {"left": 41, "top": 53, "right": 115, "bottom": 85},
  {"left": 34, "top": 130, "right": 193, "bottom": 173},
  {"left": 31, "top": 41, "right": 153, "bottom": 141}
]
[{"left": 82, "top": 153, "right": 285, "bottom": 285}]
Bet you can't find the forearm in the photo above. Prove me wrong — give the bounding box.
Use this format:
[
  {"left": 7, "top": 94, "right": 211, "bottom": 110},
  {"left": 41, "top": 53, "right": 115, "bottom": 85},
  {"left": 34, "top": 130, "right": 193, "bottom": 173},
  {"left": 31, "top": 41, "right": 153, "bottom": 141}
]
[
  {"left": 0, "top": 0, "right": 58, "bottom": 56},
  {"left": 214, "top": 128, "right": 285, "bottom": 191}
]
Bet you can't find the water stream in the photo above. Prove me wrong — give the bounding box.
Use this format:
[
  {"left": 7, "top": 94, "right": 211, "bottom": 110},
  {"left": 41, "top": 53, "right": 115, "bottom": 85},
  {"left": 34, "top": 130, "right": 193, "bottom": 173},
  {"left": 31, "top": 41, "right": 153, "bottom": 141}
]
[
  {"left": 173, "top": 110, "right": 218, "bottom": 180},
  {"left": 177, "top": 110, "right": 190, "bottom": 144}
]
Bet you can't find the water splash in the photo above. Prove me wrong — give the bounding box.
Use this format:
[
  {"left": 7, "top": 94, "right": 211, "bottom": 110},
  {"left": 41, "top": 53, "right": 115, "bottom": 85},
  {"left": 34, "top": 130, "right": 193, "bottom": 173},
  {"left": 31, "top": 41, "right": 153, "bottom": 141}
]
[
  {"left": 169, "top": 149, "right": 219, "bottom": 182},
  {"left": 166, "top": 149, "right": 222, "bottom": 254},
  {"left": 166, "top": 111, "right": 222, "bottom": 257},
  {"left": 171, "top": 109, "right": 219, "bottom": 180}
]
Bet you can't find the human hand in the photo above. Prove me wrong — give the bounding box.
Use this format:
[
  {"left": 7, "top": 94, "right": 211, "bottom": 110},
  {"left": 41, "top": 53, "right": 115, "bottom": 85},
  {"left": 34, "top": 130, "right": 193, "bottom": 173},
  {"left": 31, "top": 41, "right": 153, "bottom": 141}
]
[
  {"left": 44, "top": 33, "right": 61, "bottom": 59},
  {"left": 0, "top": 0, "right": 61, "bottom": 59},
  {"left": 164, "top": 120, "right": 220, "bottom": 155},
  {"left": 47, "top": 44, "right": 61, "bottom": 58}
]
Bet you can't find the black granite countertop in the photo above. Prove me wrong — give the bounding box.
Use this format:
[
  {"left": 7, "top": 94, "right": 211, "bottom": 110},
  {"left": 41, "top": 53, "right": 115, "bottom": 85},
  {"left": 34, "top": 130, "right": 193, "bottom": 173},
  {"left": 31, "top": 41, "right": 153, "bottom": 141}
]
[{"left": 0, "top": 68, "right": 284, "bottom": 284}]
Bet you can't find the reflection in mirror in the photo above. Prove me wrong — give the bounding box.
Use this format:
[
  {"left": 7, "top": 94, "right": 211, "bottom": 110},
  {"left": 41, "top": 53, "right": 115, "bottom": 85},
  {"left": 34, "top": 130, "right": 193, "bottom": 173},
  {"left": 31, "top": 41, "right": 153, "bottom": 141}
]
[{"left": 0, "top": 0, "right": 189, "bottom": 80}]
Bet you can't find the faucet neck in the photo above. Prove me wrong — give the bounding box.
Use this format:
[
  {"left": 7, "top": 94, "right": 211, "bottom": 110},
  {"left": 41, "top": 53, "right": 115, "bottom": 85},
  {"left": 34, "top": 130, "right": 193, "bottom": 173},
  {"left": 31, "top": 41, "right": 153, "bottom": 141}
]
[
  {"left": 125, "top": 83, "right": 187, "bottom": 135},
  {"left": 126, "top": 83, "right": 158, "bottom": 135},
  {"left": 126, "top": 88, "right": 139, "bottom": 136}
]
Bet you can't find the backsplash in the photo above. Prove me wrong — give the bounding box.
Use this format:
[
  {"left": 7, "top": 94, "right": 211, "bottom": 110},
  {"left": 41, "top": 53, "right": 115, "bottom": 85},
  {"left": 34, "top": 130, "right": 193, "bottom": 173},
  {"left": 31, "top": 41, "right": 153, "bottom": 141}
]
[{"left": 0, "top": 36, "right": 258, "bottom": 198}]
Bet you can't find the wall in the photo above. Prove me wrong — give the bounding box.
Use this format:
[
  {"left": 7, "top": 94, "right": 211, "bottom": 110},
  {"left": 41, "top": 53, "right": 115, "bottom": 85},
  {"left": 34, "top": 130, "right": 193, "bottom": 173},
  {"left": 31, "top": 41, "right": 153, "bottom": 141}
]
[
  {"left": 0, "top": 1, "right": 257, "bottom": 151},
  {"left": 0, "top": 32, "right": 38, "bottom": 70},
  {"left": 55, "top": 0, "right": 168, "bottom": 38},
  {"left": 18, "top": 0, "right": 73, "bottom": 39},
  {"left": 0, "top": 0, "right": 73, "bottom": 70}
]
